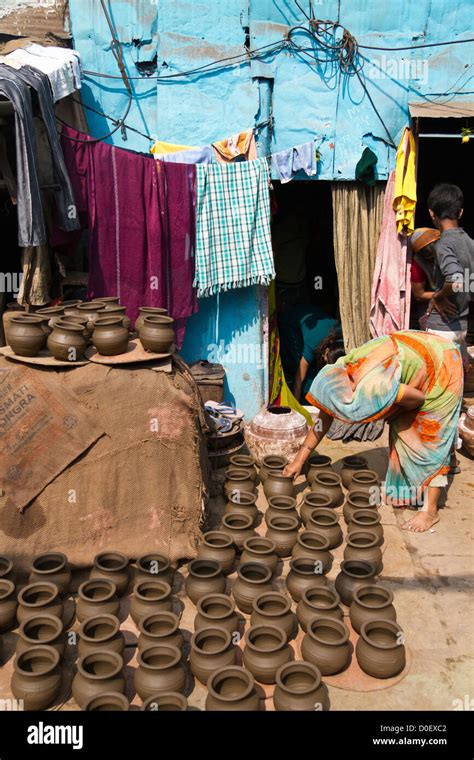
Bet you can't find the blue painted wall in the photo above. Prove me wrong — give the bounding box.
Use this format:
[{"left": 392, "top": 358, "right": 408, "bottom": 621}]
[{"left": 68, "top": 0, "right": 473, "bottom": 417}]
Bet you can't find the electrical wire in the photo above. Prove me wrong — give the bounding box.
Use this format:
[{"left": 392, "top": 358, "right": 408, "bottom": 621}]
[{"left": 358, "top": 37, "right": 474, "bottom": 51}]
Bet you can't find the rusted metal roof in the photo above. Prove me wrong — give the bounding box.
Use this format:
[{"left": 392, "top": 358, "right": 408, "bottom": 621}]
[
  {"left": 0, "top": 0, "right": 70, "bottom": 45},
  {"left": 409, "top": 101, "right": 474, "bottom": 118}
]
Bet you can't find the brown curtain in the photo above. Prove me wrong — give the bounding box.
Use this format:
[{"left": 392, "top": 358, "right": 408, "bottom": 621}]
[{"left": 331, "top": 182, "right": 385, "bottom": 350}]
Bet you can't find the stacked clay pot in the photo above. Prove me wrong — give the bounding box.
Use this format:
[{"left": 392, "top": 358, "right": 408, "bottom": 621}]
[
  {"left": 206, "top": 666, "right": 260, "bottom": 711},
  {"left": 28, "top": 552, "right": 71, "bottom": 596},
  {"left": 130, "top": 580, "right": 173, "bottom": 624},
  {"left": 197, "top": 531, "right": 236, "bottom": 574},
  {"left": 232, "top": 563, "right": 273, "bottom": 614},
  {"left": 134, "top": 644, "right": 186, "bottom": 699},
  {"left": 265, "top": 514, "right": 300, "bottom": 558},
  {"left": 194, "top": 594, "right": 239, "bottom": 636},
  {"left": 250, "top": 592, "right": 296, "bottom": 642},
  {"left": 11, "top": 645, "right": 62, "bottom": 710},
  {"left": 240, "top": 537, "right": 279, "bottom": 574},
  {"left": 73, "top": 651, "right": 125, "bottom": 707},
  {"left": 349, "top": 585, "right": 397, "bottom": 634},
  {"left": 296, "top": 587, "right": 343, "bottom": 632},
  {"left": 190, "top": 628, "right": 236, "bottom": 684},
  {"left": 310, "top": 472, "right": 343, "bottom": 507},
  {"left": 274, "top": 661, "right": 329, "bottom": 711},
  {"left": 242, "top": 625, "right": 291, "bottom": 684},
  {"left": 301, "top": 617, "right": 351, "bottom": 675},
  {"left": 138, "top": 612, "right": 184, "bottom": 652},
  {"left": 185, "top": 559, "right": 226, "bottom": 605},
  {"left": 78, "top": 614, "right": 125, "bottom": 658},
  {"left": 89, "top": 551, "right": 130, "bottom": 596}
]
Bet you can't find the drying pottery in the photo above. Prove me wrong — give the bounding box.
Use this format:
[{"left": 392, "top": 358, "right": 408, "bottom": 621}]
[
  {"left": 250, "top": 592, "right": 296, "bottom": 642},
  {"left": 232, "top": 563, "right": 273, "bottom": 614},
  {"left": 16, "top": 614, "right": 65, "bottom": 657},
  {"left": 344, "top": 531, "right": 383, "bottom": 573},
  {"left": 286, "top": 557, "right": 328, "bottom": 603},
  {"left": 229, "top": 454, "right": 257, "bottom": 480},
  {"left": 265, "top": 495, "right": 299, "bottom": 527},
  {"left": 101, "top": 304, "right": 131, "bottom": 331},
  {"left": 206, "top": 666, "right": 260, "bottom": 711},
  {"left": 0, "top": 555, "right": 13, "bottom": 580},
  {"left": 340, "top": 455, "right": 369, "bottom": 488},
  {"left": 349, "top": 585, "right": 396, "bottom": 634},
  {"left": 76, "top": 301, "right": 107, "bottom": 330},
  {"left": 73, "top": 651, "right": 125, "bottom": 708},
  {"left": 0, "top": 579, "right": 17, "bottom": 631},
  {"left": 245, "top": 405, "right": 309, "bottom": 465},
  {"left": 291, "top": 530, "right": 333, "bottom": 572},
  {"left": 190, "top": 627, "right": 236, "bottom": 684},
  {"left": 296, "top": 586, "right": 343, "bottom": 632},
  {"left": 343, "top": 490, "right": 376, "bottom": 524},
  {"left": 225, "top": 491, "right": 258, "bottom": 524},
  {"left": 274, "top": 661, "right": 329, "bottom": 711},
  {"left": 242, "top": 624, "right": 291, "bottom": 685},
  {"left": 76, "top": 579, "right": 119, "bottom": 623},
  {"left": 89, "top": 551, "right": 130, "bottom": 596},
  {"left": 301, "top": 617, "right": 350, "bottom": 675},
  {"left": 300, "top": 492, "right": 333, "bottom": 524},
  {"left": 259, "top": 454, "right": 287, "bottom": 483},
  {"left": 136, "top": 553, "right": 175, "bottom": 586},
  {"left": 349, "top": 469, "right": 381, "bottom": 501},
  {"left": 138, "top": 611, "right": 184, "bottom": 652},
  {"left": 92, "top": 316, "right": 129, "bottom": 356},
  {"left": 130, "top": 580, "right": 173, "bottom": 624},
  {"left": 90, "top": 296, "right": 120, "bottom": 307},
  {"left": 142, "top": 693, "right": 187, "bottom": 711},
  {"left": 306, "top": 454, "right": 333, "bottom": 484},
  {"left": 194, "top": 594, "right": 239, "bottom": 636},
  {"left": 265, "top": 514, "right": 300, "bottom": 558},
  {"left": 83, "top": 693, "right": 129, "bottom": 711},
  {"left": 8, "top": 315, "right": 47, "bottom": 356},
  {"left": 134, "top": 644, "right": 186, "bottom": 699},
  {"left": 335, "top": 559, "right": 378, "bottom": 606},
  {"left": 263, "top": 471, "right": 296, "bottom": 500},
  {"left": 348, "top": 509, "right": 384, "bottom": 546},
  {"left": 36, "top": 305, "right": 65, "bottom": 328},
  {"left": 241, "top": 537, "right": 278, "bottom": 574},
  {"left": 224, "top": 468, "right": 256, "bottom": 497},
  {"left": 61, "top": 314, "right": 91, "bottom": 343},
  {"left": 139, "top": 315, "right": 175, "bottom": 353},
  {"left": 47, "top": 319, "right": 86, "bottom": 361},
  {"left": 356, "top": 619, "right": 406, "bottom": 678},
  {"left": 134, "top": 306, "right": 168, "bottom": 333},
  {"left": 185, "top": 559, "right": 226, "bottom": 605},
  {"left": 220, "top": 513, "right": 256, "bottom": 551},
  {"left": 307, "top": 508, "right": 343, "bottom": 549},
  {"left": 311, "top": 472, "right": 343, "bottom": 507},
  {"left": 197, "top": 531, "right": 236, "bottom": 574},
  {"left": 78, "top": 614, "right": 125, "bottom": 658},
  {"left": 28, "top": 552, "right": 71, "bottom": 596},
  {"left": 17, "top": 582, "right": 63, "bottom": 625},
  {"left": 11, "top": 645, "right": 62, "bottom": 710}
]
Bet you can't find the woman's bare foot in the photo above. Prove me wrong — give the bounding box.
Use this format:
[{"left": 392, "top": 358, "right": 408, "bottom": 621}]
[{"left": 403, "top": 511, "right": 440, "bottom": 532}]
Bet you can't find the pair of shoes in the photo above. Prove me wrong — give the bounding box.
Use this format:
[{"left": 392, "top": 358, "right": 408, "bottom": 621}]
[{"left": 205, "top": 400, "right": 244, "bottom": 421}]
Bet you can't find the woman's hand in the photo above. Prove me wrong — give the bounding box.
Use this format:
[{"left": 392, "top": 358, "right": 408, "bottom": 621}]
[{"left": 283, "top": 454, "right": 306, "bottom": 479}]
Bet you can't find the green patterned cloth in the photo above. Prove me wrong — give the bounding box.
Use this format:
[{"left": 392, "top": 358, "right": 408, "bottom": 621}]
[{"left": 194, "top": 158, "right": 275, "bottom": 297}]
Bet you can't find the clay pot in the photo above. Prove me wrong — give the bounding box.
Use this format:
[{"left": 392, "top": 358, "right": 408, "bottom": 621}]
[
  {"left": 134, "top": 644, "right": 186, "bottom": 699},
  {"left": 83, "top": 693, "right": 129, "bottom": 711},
  {"left": 343, "top": 490, "right": 376, "bottom": 524},
  {"left": 224, "top": 467, "right": 256, "bottom": 497},
  {"left": 348, "top": 509, "right": 384, "bottom": 546},
  {"left": 139, "top": 315, "right": 175, "bottom": 353},
  {"left": 185, "top": 559, "right": 226, "bottom": 605},
  {"left": 47, "top": 319, "right": 86, "bottom": 361},
  {"left": 250, "top": 592, "right": 296, "bottom": 642},
  {"left": 8, "top": 315, "right": 46, "bottom": 356},
  {"left": 0, "top": 579, "right": 17, "bottom": 632},
  {"left": 300, "top": 492, "right": 333, "bottom": 524},
  {"left": 349, "top": 469, "right": 381, "bottom": 501},
  {"left": 242, "top": 624, "right": 291, "bottom": 684},
  {"left": 220, "top": 513, "right": 256, "bottom": 552},
  {"left": 136, "top": 553, "right": 175, "bottom": 586},
  {"left": 90, "top": 296, "right": 120, "bottom": 307},
  {"left": 76, "top": 579, "right": 119, "bottom": 623},
  {"left": 134, "top": 306, "right": 168, "bottom": 333},
  {"left": 28, "top": 552, "right": 71, "bottom": 596},
  {"left": 301, "top": 617, "right": 351, "bottom": 675},
  {"left": 89, "top": 551, "right": 130, "bottom": 596},
  {"left": 92, "top": 316, "right": 129, "bottom": 356},
  {"left": 241, "top": 537, "right": 278, "bottom": 574},
  {"left": 232, "top": 563, "right": 273, "bottom": 614},
  {"left": 194, "top": 594, "right": 239, "bottom": 636},
  {"left": 138, "top": 612, "right": 184, "bottom": 652},
  {"left": 78, "top": 614, "right": 125, "bottom": 658},
  {"left": 265, "top": 515, "right": 300, "bottom": 558},
  {"left": 0, "top": 555, "right": 13, "bottom": 580},
  {"left": 61, "top": 314, "right": 91, "bottom": 343},
  {"left": 286, "top": 557, "right": 328, "bottom": 603},
  {"left": 206, "top": 666, "right": 260, "bottom": 711},
  {"left": 17, "top": 582, "right": 63, "bottom": 625},
  {"left": 11, "top": 645, "right": 62, "bottom": 710},
  {"left": 197, "top": 531, "right": 236, "bottom": 574},
  {"left": 340, "top": 455, "right": 369, "bottom": 488},
  {"left": 101, "top": 305, "right": 131, "bottom": 331},
  {"left": 296, "top": 587, "right": 343, "bottom": 632},
  {"left": 306, "top": 454, "right": 333, "bottom": 484},
  {"left": 350, "top": 585, "right": 396, "bottom": 634},
  {"left": 265, "top": 496, "right": 299, "bottom": 527},
  {"left": 335, "top": 560, "right": 378, "bottom": 606},
  {"left": 307, "top": 508, "right": 343, "bottom": 549},
  {"left": 225, "top": 491, "right": 258, "bottom": 524},
  {"left": 311, "top": 472, "right": 343, "bottom": 507},
  {"left": 16, "top": 614, "right": 65, "bottom": 657},
  {"left": 73, "top": 651, "right": 125, "bottom": 708},
  {"left": 259, "top": 454, "right": 287, "bottom": 483},
  {"left": 142, "top": 693, "right": 187, "bottom": 711},
  {"left": 130, "top": 580, "right": 173, "bottom": 624},
  {"left": 356, "top": 619, "right": 406, "bottom": 678},
  {"left": 190, "top": 627, "right": 236, "bottom": 684},
  {"left": 229, "top": 454, "right": 257, "bottom": 480},
  {"left": 274, "top": 661, "right": 329, "bottom": 711},
  {"left": 291, "top": 531, "right": 333, "bottom": 572},
  {"left": 344, "top": 531, "right": 383, "bottom": 573},
  {"left": 76, "top": 301, "right": 107, "bottom": 331},
  {"left": 263, "top": 471, "right": 296, "bottom": 500},
  {"left": 36, "top": 305, "right": 65, "bottom": 328}
]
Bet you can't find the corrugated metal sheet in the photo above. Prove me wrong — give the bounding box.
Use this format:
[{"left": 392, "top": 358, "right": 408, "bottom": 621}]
[
  {"left": 409, "top": 101, "right": 474, "bottom": 118},
  {"left": 0, "top": 0, "right": 70, "bottom": 42}
]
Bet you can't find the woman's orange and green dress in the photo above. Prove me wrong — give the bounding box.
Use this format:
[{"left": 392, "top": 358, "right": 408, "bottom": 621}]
[{"left": 306, "top": 331, "right": 463, "bottom": 505}]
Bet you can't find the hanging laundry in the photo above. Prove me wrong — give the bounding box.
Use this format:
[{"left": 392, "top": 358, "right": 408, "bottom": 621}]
[
  {"left": 150, "top": 139, "right": 197, "bottom": 155},
  {"left": 393, "top": 127, "right": 417, "bottom": 236},
  {"left": 271, "top": 140, "right": 317, "bottom": 183},
  {"left": 355, "top": 146, "right": 378, "bottom": 186},
  {"left": 153, "top": 145, "right": 213, "bottom": 164},
  {"left": 194, "top": 159, "right": 275, "bottom": 297},
  {"left": 22, "top": 43, "right": 82, "bottom": 90},
  {"left": 212, "top": 128, "right": 257, "bottom": 163},
  {"left": 3, "top": 47, "right": 78, "bottom": 101}
]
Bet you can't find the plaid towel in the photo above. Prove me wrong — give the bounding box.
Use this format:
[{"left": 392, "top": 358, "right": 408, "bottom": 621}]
[{"left": 194, "top": 158, "right": 275, "bottom": 297}]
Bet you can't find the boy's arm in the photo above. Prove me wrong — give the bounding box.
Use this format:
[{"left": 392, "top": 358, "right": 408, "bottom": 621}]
[{"left": 430, "top": 240, "right": 462, "bottom": 316}]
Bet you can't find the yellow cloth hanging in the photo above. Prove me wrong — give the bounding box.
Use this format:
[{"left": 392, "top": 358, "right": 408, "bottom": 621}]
[
  {"left": 212, "top": 129, "right": 257, "bottom": 163},
  {"left": 393, "top": 127, "right": 417, "bottom": 236},
  {"left": 150, "top": 139, "right": 197, "bottom": 155}
]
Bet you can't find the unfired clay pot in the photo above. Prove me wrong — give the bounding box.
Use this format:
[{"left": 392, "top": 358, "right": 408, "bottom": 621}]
[
  {"left": 76, "top": 301, "right": 107, "bottom": 331},
  {"left": 0, "top": 579, "right": 17, "bottom": 632},
  {"left": 348, "top": 469, "right": 381, "bottom": 499},
  {"left": 136, "top": 553, "right": 174, "bottom": 586},
  {"left": 356, "top": 619, "right": 406, "bottom": 678},
  {"left": 349, "top": 585, "right": 396, "bottom": 634},
  {"left": 83, "top": 693, "right": 129, "bottom": 711},
  {"left": 311, "top": 472, "right": 343, "bottom": 507},
  {"left": 185, "top": 560, "right": 226, "bottom": 605},
  {"left": 265, "top": 515, "right": 300, "bottom": 558},
  {"left": 11, "top": 645, "right": 62, "bottom": 710},
  {"left": 139, "top": 315, "right": 175, "bottom": 354},
  {"left": 47, "top": 319, "right": 86, "bottom": 361},
  {"left": 73, "top": 651, "right": 125, "bottom": 708},
  {"left": 263, "top": 471, "right": 296, "bottom": 500},
  {"left": 301, "top": 617, "right": 351, "bottom": 675},
  {"left": 224, "top": 467, "right": 256, "bottom": 497},
  {"left": 343, "top": 490, "right": 376, "bottom": 524},
  {"left": 265, "top": 496, "right": 299, "bottom": 527},
  {"left": 17, "top": 582, "right": 63, "bottom": 625},
  {"left": 134, "top": 644, "right": 187, "bottom": 699},
  {"left": 78, "top": 614, "right": 125, "bottom": 658},
  {"left": 89, "top": 551, "right": 130, "bottom": 596},
  {"left": 300, "top": 492, "right": 333, "bottom": 525},
  {"left": 0, "top": 556, "right": 13, "bottom": 580},
  {"left": 335, "top": 560, "right": 378, "bottom": 606},
  {"left": 259, "top": 454, "right": 287, "bottom": 483},
  {"left": 307, "top": 509, "right": 343, "bottom": 550},
  {"left": 296, "top": 586, "right": 343, "bottom": 632},
  {"left": 340, "top": 455, "right": 369, "bottom": 489},
  {"left": 233, "top": 563, "right": 273, "bottom": 614},
  {"left": 61, "top": 315, "right": 91, "bottom": 343},
  {"left": 134, "top": 306, "right": 168, "bottom": 334},
  {"left": 306, "top": 454, "right": 333, "bottom": 485},
  {"left": 130, "top": 580, "right": 173, "bottom": 624},
  {"left": 344, "top": 531, "right": 383, "bottom": 573},
  {"left": 76, "top": 579, "right": 119, "bottom": 623},
  {"left": 220, "top": 513, "right": 256, "bottom": 551},
  {"left": 194, "top": 594, "right": 239, "bottom": 636},
  {"left": 190, "top": 627, "right": 236, "bottom": 684},
  {"left": 242, "top": 624, "right": 291, "bottom": 685},
  {"left": 138, "top": 611, "right": 184, "bottom": 652},
  {"left": 347, "top": 509, "right": 384, "bottom": 546},
  {"left": 291, "top": 530, "right": 333, "bottom": 572},
  {"left": 36, "top": 305, "right": 65, "bottom": 328},
  {"left": 241, "top": 537, "right": 278, "bottom": 574},
  {"left": 16, "top": 614, "right": 65, "bottom": 657},
  {"left": 142, "top": 693, "right": 187, "bottom": 711},
  {"left": 286, "top": 557, "right": 328, "bottom": 603},
  {"left": 229, "top": 454, "right": 257, "bottom": 480},
  {"left": 8, "top": 315, "right": 46, "bottom": 356},
  {"left": 250, "top": 592, "right": 296, "bottom": 642},
  {"left": 197, "top": 531, "right": 236, "bottom": 574},
  {"left": 273, "top": 661, "right": 329, "bottom": 711},
  {"left": 28, "top": 552, "right": 71, "bottom": 596},
  {"left": 90, "top": 296, "right": 120, "bottom": 307},
  {"left": 92, "top": 316, "right": 129, "bottom": 356},
  {"left": 205, "top": 666, "right": 260, "bottom": 711},
  {"left": 225, "top": 491, "right": 258, "bottom": 524},
  {"left": 102, "top": 305, "right": 131, "bottom": 332}
]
